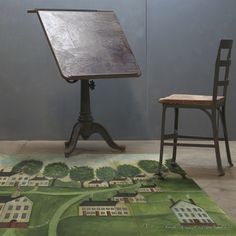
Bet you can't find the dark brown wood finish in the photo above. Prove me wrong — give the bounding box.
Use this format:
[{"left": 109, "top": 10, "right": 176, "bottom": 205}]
[{"left": 36, "top": 10, "right": 141, "bottom": 81}]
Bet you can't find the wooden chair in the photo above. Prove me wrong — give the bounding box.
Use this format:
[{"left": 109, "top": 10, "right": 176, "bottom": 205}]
[{"left": 158, "top": 39, "right": 233, "bottom": 176}]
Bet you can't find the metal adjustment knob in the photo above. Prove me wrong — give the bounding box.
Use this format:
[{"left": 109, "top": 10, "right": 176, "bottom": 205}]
[{"left": 89, "top": 80, "right": 95, "bottom": 90}]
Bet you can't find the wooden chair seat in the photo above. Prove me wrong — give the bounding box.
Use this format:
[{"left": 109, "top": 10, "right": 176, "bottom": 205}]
[{"left": 159, "top": 94, "right": 224, "bottom": 106}]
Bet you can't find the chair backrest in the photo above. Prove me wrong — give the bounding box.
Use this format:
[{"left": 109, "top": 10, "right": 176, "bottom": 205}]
[{"left": 213, "top": 39, "right": 233, "bottom": 104}]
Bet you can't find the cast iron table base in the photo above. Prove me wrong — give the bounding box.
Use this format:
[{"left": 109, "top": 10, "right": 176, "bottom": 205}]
[{"left": 64, "top": 80, "right": 125, "bottom": 157}]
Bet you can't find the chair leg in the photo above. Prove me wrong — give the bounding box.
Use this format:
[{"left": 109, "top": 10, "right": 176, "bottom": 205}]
[
  {"left": 172, "top": 108, "right": 179, "bottom": 163},
  {"left": 220, "top": 106, "right": 233, "bottom": 167},
  {"left": 211, "top": 108, "right": 225, "bottom": 176},
  {"left": 158, "top": 105, "right": 167, "bottom": 174}
]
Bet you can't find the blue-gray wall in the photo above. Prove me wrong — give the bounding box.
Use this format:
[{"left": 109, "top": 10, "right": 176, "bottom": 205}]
[{"left": 0, "top": 0, "right": 236, "bottom": 140}]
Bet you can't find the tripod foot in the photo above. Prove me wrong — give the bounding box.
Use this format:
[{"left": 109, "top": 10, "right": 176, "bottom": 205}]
[
  {"left": 64, "top": 121, "right": 125, "bottom": 157},
  {"left": 91, "top": 122, "right": 125, "bottom": 151},
  {"left": 64, "top": 122, "right": 81, "bottom": 158}
]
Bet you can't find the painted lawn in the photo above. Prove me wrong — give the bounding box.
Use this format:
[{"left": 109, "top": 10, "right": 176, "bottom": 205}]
[
  {"left": 57, "top": 181, "right": 236, "bottom": 236},
  {"left": 0, "top": 160, "right": 235, "bottom": 236},
  {"left": 58, "top": 215, "right": 236, "bottom": 236}
]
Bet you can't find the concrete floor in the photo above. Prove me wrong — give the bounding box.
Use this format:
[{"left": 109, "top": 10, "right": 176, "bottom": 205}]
[{"left": 0, "top": 140, "right": 235, "bottom": 223}]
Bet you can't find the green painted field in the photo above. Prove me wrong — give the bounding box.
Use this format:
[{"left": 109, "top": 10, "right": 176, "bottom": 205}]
[
  {"left": 0, "top": 154, "right": 235, "bottom": 236},
  {"left": 58, "top": 215, "right": 236, "bottom": 236},
  {"left": 1, "top": 176, "right": 236, "bottom": 236},
  {"left": 56, "top": 177, "right": 236, "bottom": 236}
]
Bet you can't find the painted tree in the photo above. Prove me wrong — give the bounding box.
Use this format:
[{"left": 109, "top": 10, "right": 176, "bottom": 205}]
[
  {"left": 69, "top": 166, "right": 94, "bottom": 188},
  {"left": 165, "top": 159, "right": 186, "bottom": 178},
  {"left": 12, "top": 159, "right": 43, "bottom": 175},
  {"left": 117, "top": 164, "right": 141, "bottom": 178},
  {"left": 96, "top": 167, "right": 117, "bottom": 187},
  {"left": 43, "top": 162, "right": 69, "bottom": 186},
  {"left": 138, "top": 160, "right": 168, "bottom": 174}
]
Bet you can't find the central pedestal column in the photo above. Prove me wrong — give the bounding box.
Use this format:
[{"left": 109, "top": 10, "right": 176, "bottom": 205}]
[{"left": 65, "top": 80, "right": 125, "bottom": 157}]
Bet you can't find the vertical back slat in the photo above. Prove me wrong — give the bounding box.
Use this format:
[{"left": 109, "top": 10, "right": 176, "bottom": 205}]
[{"left": 213, "top": 39, "right": 233, "bottom": 104}]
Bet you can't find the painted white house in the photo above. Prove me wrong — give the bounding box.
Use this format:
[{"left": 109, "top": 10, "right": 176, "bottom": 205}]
[
  {"left": 0, "top": 171, "right": 12, "bottom": 186},
  {"left": 0, "top": 172, "right": 30, "bottom": 187},
  {"left": 79, "top": 199, "right": 130, "bottom": 216},
  {"left": 0, "top": 195, "right": 33, "bottom": 228},
  {"left": 0, "top": 170, "right": 50, "bottom": 187},
  {"left": 87, "top": 179, "right": 109, "bottom": 188},
  {"left": 170, "top": 199, "right": 217, "bottom": 226},
  {"left": 138, "top": 184, "right": 161, "bottom": 193},
  {"left": 28, "top": 176, "right": 50, "bottom": 186},
  {"left": 113, "top": 192, "right": 146, "bottom": 203},
  {"left": 109, "top": 177, "right": 132, "bottom": 185}
]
